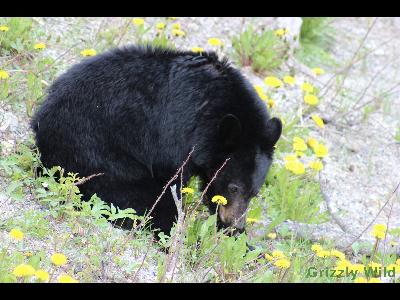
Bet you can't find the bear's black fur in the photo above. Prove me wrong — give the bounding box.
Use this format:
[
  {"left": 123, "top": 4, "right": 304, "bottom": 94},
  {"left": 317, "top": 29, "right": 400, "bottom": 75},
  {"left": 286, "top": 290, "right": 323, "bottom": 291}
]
[{"left": 31, "top": 45, "right": 282, "bottom": 234}]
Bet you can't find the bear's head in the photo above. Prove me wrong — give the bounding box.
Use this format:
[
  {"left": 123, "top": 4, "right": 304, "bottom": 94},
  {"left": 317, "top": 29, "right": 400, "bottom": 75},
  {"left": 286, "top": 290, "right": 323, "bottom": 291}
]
[{"left": 202, "top": 114, "right": 282, "bottom": 234}]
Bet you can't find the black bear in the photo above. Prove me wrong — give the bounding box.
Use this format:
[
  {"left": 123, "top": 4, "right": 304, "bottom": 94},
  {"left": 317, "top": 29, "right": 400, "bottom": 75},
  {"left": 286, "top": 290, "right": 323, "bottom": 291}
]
[{"left": 31, "top": 45, "right": 282, "bottom": 234}]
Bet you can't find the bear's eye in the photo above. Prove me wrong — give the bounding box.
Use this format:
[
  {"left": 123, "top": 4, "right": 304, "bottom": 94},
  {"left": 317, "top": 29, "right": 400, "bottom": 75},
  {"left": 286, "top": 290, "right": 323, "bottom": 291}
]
[{"left": 228, "top": 183, "right": 240, "bottom": 194}]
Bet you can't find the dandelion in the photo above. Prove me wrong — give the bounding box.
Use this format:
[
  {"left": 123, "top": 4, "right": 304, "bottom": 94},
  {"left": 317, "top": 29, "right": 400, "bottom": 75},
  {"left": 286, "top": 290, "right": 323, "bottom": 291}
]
[
  {"left": 13, "top": 264, "right": 35, "bottom": 277},
  {"left": 267, "top": 99, "right": 275, "bottom": 109},
  {"left": 368, "top": 277, "right": 381, "bottom": 283},
  {"left": 272, "top": 250, "right": 285, "bottom": 259},
  {"left": 24, "top": 252, "right": 33, "bottom": 257},
  {"left": 265, "top": 253, "right": 274, "bottom": 261},
  {"left": 51, "top": 253, "right": 67, "bottom": 266},
  {"left": 283, "top": 75, "right": 296, "bottom": 86},
  {"left": 284, "top": 154, "right": 298, "bottom": 162},
  {"left": 181, "top": 187, "right": 194, "bottom": 195},
  {"left": 396, "top": 258, "right": 400, "bottom": 265},
  {"left": 211, "top": 195, "right": 228, "bottom": 206},
  {"left": 132, "top": 18, "right": 145, "bottom": 26},
  {"left": 330, "top": 249, "right": 345, "bottom": 260},
  {"left": 172, "top": 29, "right": 186, "bottom": 37},
  {"left": 293, "top": 137, "right": 307, "bottom": 152},
  {"left": 311, "top": 243, "right": 323, "bottom": 253},
  {"left": 207, "top": 38, "right": 223, "bottom": 47},
  {"left": 35, "top": 269, "right": 49, "bottom": 282},
  {"left": 80, "top": 49, "right": 97, "bottom": 57},
  {"left": 274, "top": 28, "right": 289, "bottom": 37},
  {"left": 354, "top": 277, "right": 368, "bottom": 283},
  {"left": 316, "top": 250, "right": 330, "bottom": 258},
  {"left": 34, "top": 42, "right": 46, "bottom": 50},
  {"left": 312, "top": 67, "right": 325, "bottom": 76},
  {"left": 9, "top": 228, "right": 23, "bottom": 241},
  {"left": 304, "top": 94, "right": 319, "bottom": 106},
  {"left": 246, "top": 218, "right": 258, "bottom": 224},
  {"left": 264, "top": 76, "right": 283, "bottom": 88},
  {"left": 0, "top": 25, "right": 9, "bottom": 32},
  {"left": 0, "top": 69, "right": 9, "bottom": 80},
  {"left": 58, "top": 274, "right": 79, "bottom": 283},
  {"left": 371, "top": 223, "right": 387, "bottom": 239},
  {"left": 191, "top": 47, "right": 204, "bottom": 53},
  {"left": 284, "top": 159, "right": 305, "bottom": 175},
  {"left": 156, "top": 22, "right": 166, "bottom": 30},
  {"left": 274, "top": 258, "right": 291, "bottom": 269},
  {"left": 301, "top": 82, "right": 314, "bottom": 93},
  {"left": 171, "top": 23, "right": 181, "bottom": 30},
  {"left": 307, "top": 137, "right": 319, "bottom": 149},
  {"left": 387, "top": 264, "right": 400, "bottom": 274},
  {"left": 313, "top": 143, "right": 328, "bottom": 158},
  {"left": 267, "top": 232, "right": 277, "bottom": 239},
  {"left": 335, "top": 259, "right": 351, "bottom": 272},
  {"left": 311, "top": 115, "right": 325, "bottom": 128},
  {"left": 351, "top": 264, "right": 365, "bottom": 273},
  {"left": 309, "top": 160, "right": 323, "bottom": 172}
]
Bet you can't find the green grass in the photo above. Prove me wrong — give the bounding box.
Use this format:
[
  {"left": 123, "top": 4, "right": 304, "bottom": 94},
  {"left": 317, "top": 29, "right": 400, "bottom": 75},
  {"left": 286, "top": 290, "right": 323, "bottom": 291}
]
[{"left": 231, "top": 25, "right": 289, "bottom": 74}]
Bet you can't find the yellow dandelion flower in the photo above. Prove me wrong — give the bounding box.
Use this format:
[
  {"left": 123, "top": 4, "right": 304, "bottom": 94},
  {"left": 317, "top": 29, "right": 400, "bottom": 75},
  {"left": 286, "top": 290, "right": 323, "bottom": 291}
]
[
  {"left": 316, "top": 250, "right": 330, "bottom": 258},
  {"left": 0, "top": 25, "right": 10, "bottom": 32},
  {"left": 181, "top": 187, "right": 194, "bottom": 195},
  {"left": 368, "top": 277, "right": 381, "bottom": 283},
  {"left": 311, "top": 243, "right": 323, "bottom": 253},
  {"left": 284, "top": 159, "right": 305, "bottom": 175},
  {"left": 51, "top": 253, "right": 67, "bottom": 266},
  {"left": 172, "top": 29, "right": 186, "bottom": 37},
  {"left": 265, "top": 253, "right": 274, "bottom": 261},
  {"left": 13, "top": 264, "right": 35, "bottom": 277},
  {"left": 354, "top": 277, "right": 368, "bottom": 283},
  {"left": 274, "top": 258, "right": 291, "bottom": 269},
  {"left": 211, "top": 195, "right": 228, "bottom": 206},
  {"left": 304, "top": 94, "right": 319, "bottom": 106},
  {"left": 208, "top": 38, "right": 223, "bottom": 47},
  {"left": 330, "top": 249, "right": 345, "bottom": 261},
  {"left": 351, "top": 264, "right": 365, "bottom": 273},
  {"left": 172, "top": 23, "right": 181, "bottom": 30},
  {"left": 191, "top": 47, "right": 204, "bottom": 53},
  {"left": 396, "top": 258, "right": 400, "bottom": 265},
  {"left": 264, "top": 76, "right": 283, "bottom": 88},
  {"left": 0, "top": 69, "right": 10, "bottom": 80},
  {"left": 24, "top": 252, "right": 33, "bottom": 257},
  {"left": 311, "top": 115, "right": 325, "bottom": 128},
  {"left": 274, "top": 28, "right": 289, "bottom": 37},
  {"left": 371, "top": 224, "right": 387, "bottom": 239},
  {"left": 307, "top": 138, "right": 319, "bottom": 149},
  {"left": 132, "top": 18, "right": 145, "bottom": 26},
  {"left": 283, "top": 75, "right": 296, "bottom": 86},
  {"left": 336, "top": 259, "right": 351, "bottom": 272},
  {"left": 309, "top": 160, "right": 323, "bottom": 172},
  {"left": 313, "top": 143, "right": 328, "bottom": 158},
  {"left": 272, "top": 250, "right": 285, "bottom": 259},
  {"left": 267, "top": 99, "right": 275, "bottom": 109},
  {"left": 284, "top": 154, "right": 298, "bottom": 162},
  {"left": 253, "top": 85, "right": 268, "bottom": 101},
  {"left": 80, "top": 48, "right": 97, "bottom": 57},
  {"left": 387, "top": 264, "right": 400, "bottom": 274},
  {"left": 9, "top": 228, "right": 24, "bottom": 241},
  {"left": 35, "top": 269, "right": 50, "bottom": 282},
  {"left": 156, "top": 22, "right": 166, "bottom": 30},
  {"left": 301, "top": 82, "right": 314, "bottom": 93},
  {"left": 293, "top": 137, "right": 307, "bottom": 152},
  {"left": 246, "top": 217, "right": 258, "bottom": 224},
  {"left": 267, "top": 232, "right": 277, "bottom": 239},
  {"left": 58, "top": 274, "right": 79, "bottom": 283},
  {"left": 312, "top": 67, "right": 325, "bottom": 76},
  {"left": 34, "top": 42, "right": 46, "bottom": 50}
]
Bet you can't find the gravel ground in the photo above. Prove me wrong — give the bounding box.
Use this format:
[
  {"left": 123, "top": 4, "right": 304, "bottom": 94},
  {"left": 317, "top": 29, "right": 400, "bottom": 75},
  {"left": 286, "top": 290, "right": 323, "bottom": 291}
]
[{"left": 1, "top": 17, "right": 400, "bottom": 281}]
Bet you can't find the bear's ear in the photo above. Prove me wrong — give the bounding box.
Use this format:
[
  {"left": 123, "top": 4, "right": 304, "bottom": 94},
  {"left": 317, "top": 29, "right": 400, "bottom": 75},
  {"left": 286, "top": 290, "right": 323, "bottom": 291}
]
[
  {"left": 218, "top": 114, "right": 242, "bottom": 151},
  {"left": 263, "top": 117, "right": 282, "bottom": 148}
]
